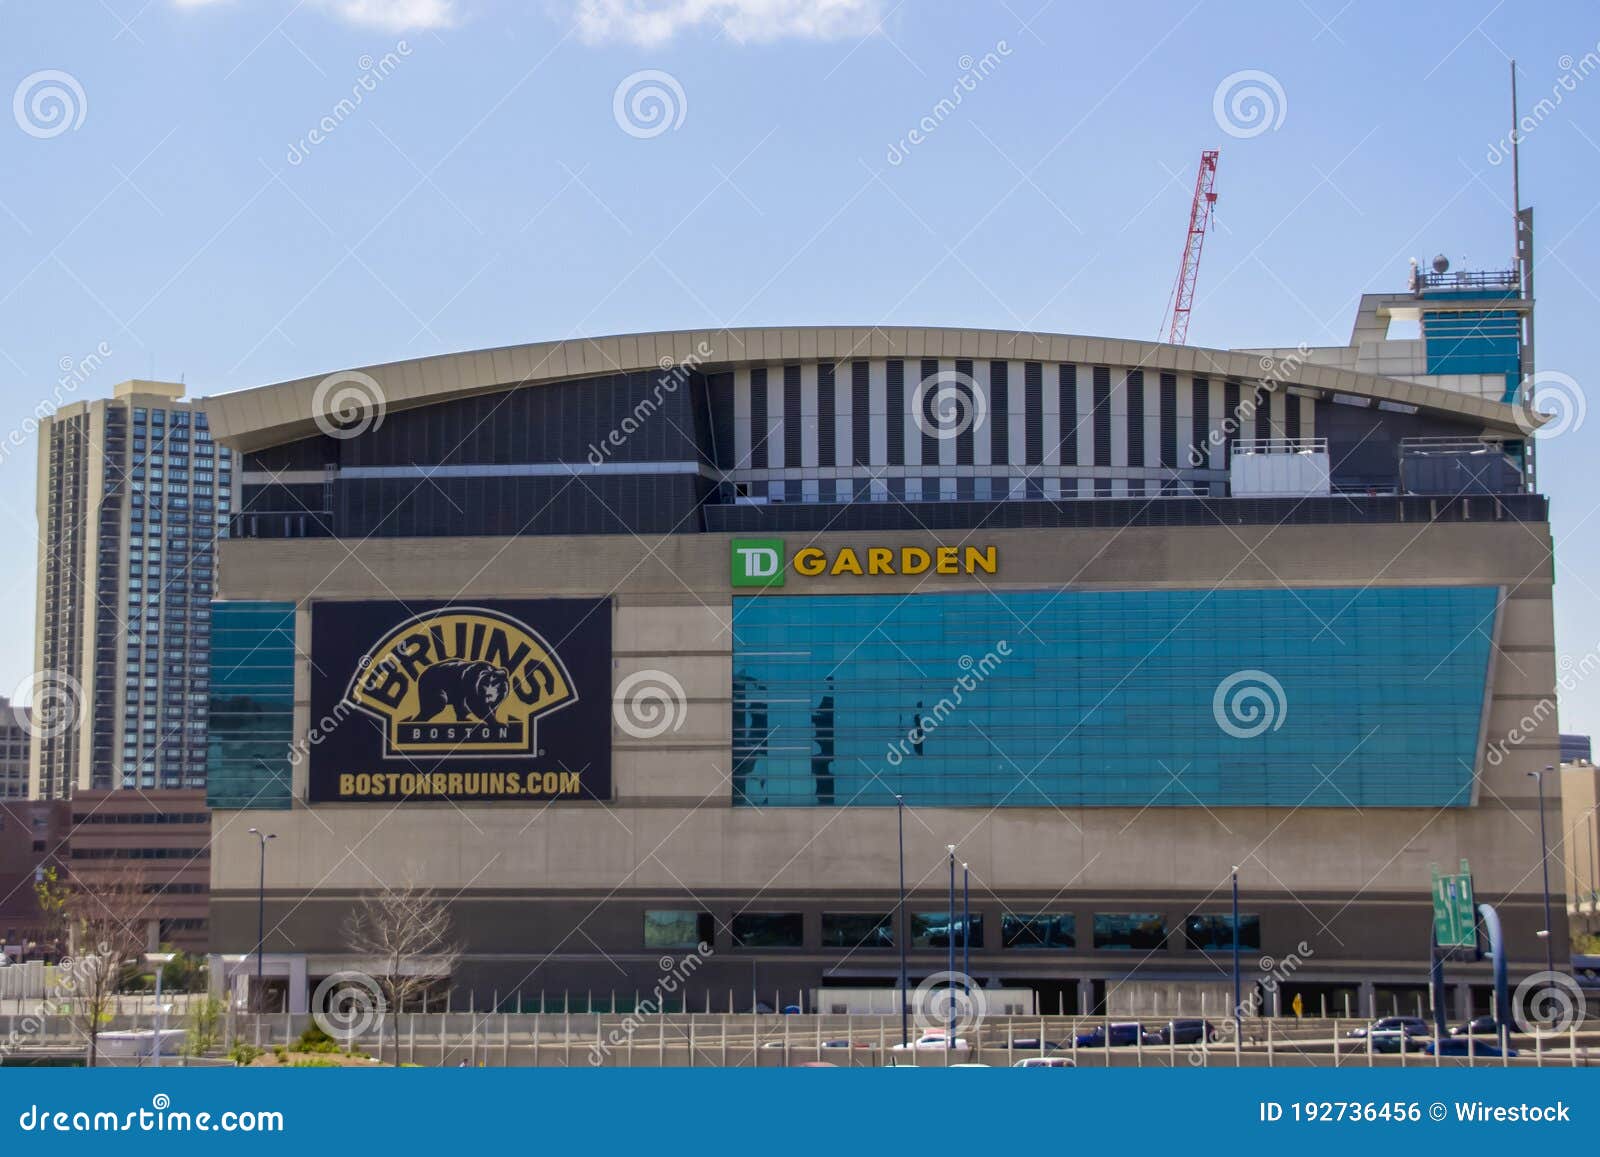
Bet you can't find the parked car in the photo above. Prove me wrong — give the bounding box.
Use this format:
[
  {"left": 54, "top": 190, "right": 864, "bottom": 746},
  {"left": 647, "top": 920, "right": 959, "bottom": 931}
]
[
  {"left": 1346, "top": 1016, "right": 1429, "bottom": 1039},
  {"left": 1424, "top": 1037, "right": 1517, "bottom": 1058},
  {"left": 890, "top": 1030, "right": 969, "bottom": 1051},
  {"left": 820, "top": 1039, "right": 869, "bottom": 1049},
  {"left": 1007, "top": 1037, "right": 1065, "bottom": 1053},
  {"left": 1156, "top": 1019, "right": 1219, "bottom": 1045},
  {"left": 1449, "top": 1016, "right": 1500, "bottom": 1037},
  {"left": 1074, "top": 1022, "right": 1155, "bottom": 1048},
  {"left": 1013, "top": 1056, "right": 1073, "bottom": 1068},
  {"left": 1366, "top": 1030, "right": 1429, "bottom": 1054}
]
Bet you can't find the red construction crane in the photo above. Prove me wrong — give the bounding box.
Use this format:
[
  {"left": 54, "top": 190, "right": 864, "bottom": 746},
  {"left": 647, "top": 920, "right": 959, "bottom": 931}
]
[{"left": 1163, "top": 149, "right": 1219, "bottom": 345}]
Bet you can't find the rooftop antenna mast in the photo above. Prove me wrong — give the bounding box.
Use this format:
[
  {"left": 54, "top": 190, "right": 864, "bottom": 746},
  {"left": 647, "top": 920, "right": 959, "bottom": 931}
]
[
  {"left": 1511, "top": 59, "right": 1538, "bottom": 492},
  {"left": 1163, "top": 149, "right": 1219, "bottom": 345}
]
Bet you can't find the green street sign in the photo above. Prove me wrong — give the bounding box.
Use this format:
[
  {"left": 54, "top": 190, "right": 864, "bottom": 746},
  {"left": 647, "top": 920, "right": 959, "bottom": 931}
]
[
  {"left": 731, "top": 539, "right": 785, "bottom": 588},
  {"left": 1431, "top": 859, "right": 1476, "bottom": 950}
]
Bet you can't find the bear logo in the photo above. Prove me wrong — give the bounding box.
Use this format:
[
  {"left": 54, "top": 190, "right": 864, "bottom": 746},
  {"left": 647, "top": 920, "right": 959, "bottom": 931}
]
[{"left": 408, "top": 659, "right": 511, "bottom": 724}]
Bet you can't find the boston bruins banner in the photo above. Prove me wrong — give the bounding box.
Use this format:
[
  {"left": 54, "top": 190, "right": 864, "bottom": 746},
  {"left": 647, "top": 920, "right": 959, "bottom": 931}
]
[{"left": 307, "top": 598, "right": 612, "bottom": 803}]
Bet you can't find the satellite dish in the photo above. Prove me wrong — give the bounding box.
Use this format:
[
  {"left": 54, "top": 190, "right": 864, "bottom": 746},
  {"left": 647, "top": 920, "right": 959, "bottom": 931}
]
[{"left": 1431, "top": 254, "right": 1450, "bottom": 274}]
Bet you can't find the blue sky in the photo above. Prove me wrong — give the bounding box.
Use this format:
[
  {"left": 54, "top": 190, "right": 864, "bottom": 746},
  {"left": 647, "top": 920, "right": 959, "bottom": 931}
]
[{"left": 1, "top": 0, "right": 1596, "bottom": 738}]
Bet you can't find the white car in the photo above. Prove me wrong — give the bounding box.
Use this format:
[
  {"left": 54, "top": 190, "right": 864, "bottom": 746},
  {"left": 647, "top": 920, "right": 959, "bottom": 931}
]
[
  {"left": 889, "top": 1030, "right": 970, "bottom": 1051},
  {"left": 1013, "top": 1056, "right": 1072, "bottom": 1068}
]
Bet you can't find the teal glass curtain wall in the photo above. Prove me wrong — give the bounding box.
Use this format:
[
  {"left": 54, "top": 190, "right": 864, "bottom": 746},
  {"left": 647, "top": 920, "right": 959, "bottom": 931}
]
[
  {"left": 206, "top": 600, "right": 296, "bottom": 809},
  {"left": 731, "top": 586, "right": 1497, "bottom": 808}
]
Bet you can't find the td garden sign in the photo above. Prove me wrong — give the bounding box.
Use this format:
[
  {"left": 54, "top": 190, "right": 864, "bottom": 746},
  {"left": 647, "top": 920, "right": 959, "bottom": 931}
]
[{"left": 731, "top": 538, "right": 998, "bottom": 587}]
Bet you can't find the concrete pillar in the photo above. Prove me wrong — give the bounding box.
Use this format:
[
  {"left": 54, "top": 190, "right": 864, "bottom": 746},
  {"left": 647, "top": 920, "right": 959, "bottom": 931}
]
[
  {"left": 1453, "top": 982, "right": 1474, "bottom": 1021},
  {"left": 288, "top": 956, "right": 309, "bottom": 1014},
  {"left": 1359, "top": 980, "right": 1376, "bottom": 1019},
  {"left": 1076, "top": 977, "right": 1095, "bottom": 1016}
]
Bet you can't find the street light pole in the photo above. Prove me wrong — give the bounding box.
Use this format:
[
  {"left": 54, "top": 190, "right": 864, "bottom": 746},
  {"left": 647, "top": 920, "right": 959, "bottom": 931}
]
[
  {"left": 946, "top": 845, "right": 956, "bottom": 1047},
  {"left": 1529, "top": 768, "right": 1555, "bottom": 974},
  {"left": 896, "top": 796, "right": 908, "bottom": 1048},
  {"left": 247, "top": 828, "right": 276, "bottom": 1013},
  {"left": 961, "top": 862, "right": 970, "bottom": 992},
  {"left": 1231, "top": 865, "right": 1242, "bottom": 1043},
  {"left": 144, "top": 952, "right": 175, "bottom": 1068}
]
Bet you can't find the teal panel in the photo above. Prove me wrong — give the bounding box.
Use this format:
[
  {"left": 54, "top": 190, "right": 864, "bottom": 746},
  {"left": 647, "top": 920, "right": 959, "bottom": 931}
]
[
  {"left": 731, "top": 586, "right": 1498, "bottom": 808},
  {"left": 206, "top": 600, "right": 295, "bottom": 810}
]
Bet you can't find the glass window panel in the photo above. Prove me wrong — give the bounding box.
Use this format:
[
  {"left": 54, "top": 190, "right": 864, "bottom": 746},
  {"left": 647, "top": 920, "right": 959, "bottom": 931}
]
[
  {"left": 731, "top": 912, "right": 804, "bottom": 948},
  {"left": 821, "top": 912, "right": 894, "bottom": 949},
  {"left": 910, "top": 912, "right": 982, "bottom": 950},
  {"left": 1093, "top": 912, "right": 1167, "bottom": 951},
  {"left": 1184, "top": 913, "right": 1261, "bottom": 952},
  {"left": 729, "top": 587, "right": 1497, "bottom": 809},
  {"left": 643, "top": 909, "right": 712, "bottom": 950},
  {"left": 1002, "top": 912, "right": 1075, "bottom": 950}
]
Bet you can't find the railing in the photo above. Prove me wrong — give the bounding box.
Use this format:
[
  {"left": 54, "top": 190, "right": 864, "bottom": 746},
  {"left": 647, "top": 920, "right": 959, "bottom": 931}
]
[
  {"left": 1410, "top": 268, "right": 1520, "bottom": 294},
  {"left": 7, "top": 1011, "right": 1593, "bottom": 1069},
  {"left": 1399, "top": 436, "right": 1521, "bottom": 455},
  {"left": 1230, "top": 437, "right": 1328, "bottom": 456}
]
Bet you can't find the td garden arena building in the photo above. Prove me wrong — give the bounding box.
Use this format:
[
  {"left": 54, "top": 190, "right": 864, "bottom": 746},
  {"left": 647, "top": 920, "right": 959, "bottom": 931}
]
[{"left": 204, "top": 292, "right": 1562, "bottom": 1019}]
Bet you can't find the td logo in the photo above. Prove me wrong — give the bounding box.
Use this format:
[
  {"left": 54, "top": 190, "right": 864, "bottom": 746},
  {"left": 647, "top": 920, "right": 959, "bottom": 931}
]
[{"left": 731, "top": 539, "right": 785, "bottom": 587}]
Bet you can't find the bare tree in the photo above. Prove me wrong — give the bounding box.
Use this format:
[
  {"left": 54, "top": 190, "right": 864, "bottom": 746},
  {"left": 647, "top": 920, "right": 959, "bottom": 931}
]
[
  {"left": 342, "top": 884, "right": 461, "bottom": 1063},
  {"left": 62, "top": 866, "right": 148, "bottom": 1067}
]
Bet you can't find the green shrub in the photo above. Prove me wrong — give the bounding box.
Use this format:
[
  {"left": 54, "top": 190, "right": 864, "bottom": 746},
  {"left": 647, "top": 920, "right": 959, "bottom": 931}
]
[
  {"left": 182, "top": 996, "right": 224, "bottom": 1057},
  {"left": 227, "top": 1040, "right": 265, "bottom": 1066},
  {"left": 292, "top": 1022, "right": 344, "bottom": 1053}
]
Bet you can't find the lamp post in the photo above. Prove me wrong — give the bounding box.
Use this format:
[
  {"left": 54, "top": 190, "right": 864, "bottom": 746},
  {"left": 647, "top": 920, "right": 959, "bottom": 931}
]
[
  {"left": 946, "top": 844, "right": 956, "bottom": 1047},
  {"left": 247, "top": 829, "right": 276, "bottom": 1013},
  {"left": 896, "top": 796, "right": 908, "bottom": 1048},
  {"left": 961, "top": 862, "right": 970, "bottom": 992},
  {"left": 1231, "top": 865, "right": 1242, "bottom": 1043},
  {"left": 144, "top": 952, "right": 176, "bottom": 1068},
  {"left": 1529, "top": 768, "right": 1555, "bottom": 974}
]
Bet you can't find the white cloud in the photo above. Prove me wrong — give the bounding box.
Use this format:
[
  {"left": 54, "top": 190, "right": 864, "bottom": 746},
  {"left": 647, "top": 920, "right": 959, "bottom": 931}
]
[
  {"left": 170, "top": 0, "right": 458, "bottom": 32},
  {"left": 573, "top": 0, "right": 884, "bottom": 46}
]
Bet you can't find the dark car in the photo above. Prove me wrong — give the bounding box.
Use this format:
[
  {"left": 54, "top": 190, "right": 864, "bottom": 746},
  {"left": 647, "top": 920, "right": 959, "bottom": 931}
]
[
  {"left": 1425, "top": 1037, "right": 1517, "bottom": 1058},
  {"left": 1346, "top": 1016, "right": 1429, "bottom": 1039},
  {"left": 1449, "top": 1016, "right": 1500, "bottom": 1037},
  {"left": 1157, "top": 1019, "right": 1219, "bottom": 1045},
  {"left": 1007, "top": 1037, "right": 1065, "bottom": 1053},
  {"left": 1367, "top": 1030, "right": 1429, "bottom": 1054},
  {"left": 1074, "top": 1022, "right": 1154, "bottom": 1048}
]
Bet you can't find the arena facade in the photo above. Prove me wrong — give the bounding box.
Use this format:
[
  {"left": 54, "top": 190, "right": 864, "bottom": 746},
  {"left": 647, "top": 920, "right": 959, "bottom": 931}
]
[{"left": 202, "top": 285, "right": 1561, "bottom": 1019}]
